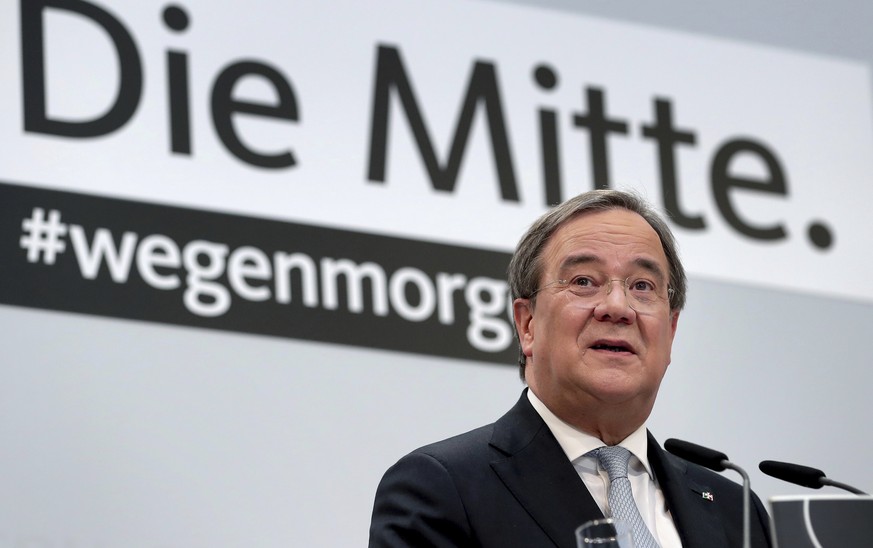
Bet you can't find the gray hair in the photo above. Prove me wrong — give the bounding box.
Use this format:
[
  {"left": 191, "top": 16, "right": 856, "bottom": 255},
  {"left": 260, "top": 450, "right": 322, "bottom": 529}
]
[{"left": 508, "top": 189, "right": 687, "bottom": 378}]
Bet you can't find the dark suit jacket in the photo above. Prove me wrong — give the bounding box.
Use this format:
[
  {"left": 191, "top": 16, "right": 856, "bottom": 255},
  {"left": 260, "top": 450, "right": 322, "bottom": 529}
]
[{"left": 369, "top": 390, "right": 772, "bottom": 547}]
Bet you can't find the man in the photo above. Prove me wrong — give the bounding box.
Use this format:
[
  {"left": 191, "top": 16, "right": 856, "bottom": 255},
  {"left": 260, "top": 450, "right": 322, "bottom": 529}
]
[{"left": 369, "top": 190, "right": 772, "bottom": 547}]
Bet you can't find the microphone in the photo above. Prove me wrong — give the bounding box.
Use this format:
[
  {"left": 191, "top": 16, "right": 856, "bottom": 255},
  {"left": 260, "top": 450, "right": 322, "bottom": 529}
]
[
  {"left": 665, "top": 438, "right": 751, "bottom": 548},
  {"left": 759, "top": 459, "right": 869, "bottom": 495}
]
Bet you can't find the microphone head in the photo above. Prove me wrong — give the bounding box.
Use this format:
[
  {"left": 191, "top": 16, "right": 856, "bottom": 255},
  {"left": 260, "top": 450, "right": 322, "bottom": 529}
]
[
  {"left": 664, "top": 438, "right": 729, "bottom": 472},
  {"left": 759, "top": 460, "right": 826, "bottom": 489}
]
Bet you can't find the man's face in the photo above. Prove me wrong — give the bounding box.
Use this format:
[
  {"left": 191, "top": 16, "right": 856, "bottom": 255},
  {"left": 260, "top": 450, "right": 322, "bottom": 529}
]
[{"left": 514, "top": 208, "right": 679, "bottom": 430}]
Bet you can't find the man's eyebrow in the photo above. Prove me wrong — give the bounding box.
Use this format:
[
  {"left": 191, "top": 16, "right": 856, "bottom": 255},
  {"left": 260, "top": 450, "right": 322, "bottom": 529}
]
[
  {"left": 557, "top": 254, "right": 601, "bottom": 272},
  {"left": 633, "top": 257, "right": 668, "bottom": 283}
]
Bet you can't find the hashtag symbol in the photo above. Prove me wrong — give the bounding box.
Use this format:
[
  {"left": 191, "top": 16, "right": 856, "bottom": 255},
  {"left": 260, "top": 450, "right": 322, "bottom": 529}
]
[{"left": 20, "top": 207, "right": 68, "bottom": 265}]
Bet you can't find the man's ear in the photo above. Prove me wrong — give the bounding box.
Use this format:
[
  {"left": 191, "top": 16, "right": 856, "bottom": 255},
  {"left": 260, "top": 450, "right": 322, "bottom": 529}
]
[
  {"left": 663, "top": 310, "right": 680, "bottom": 368},
  {"left": 669, "top": 310, "right": 680, "bottom": 341},
  {"left": 513, "top": 298, "right": 535, "bottom": 359}
]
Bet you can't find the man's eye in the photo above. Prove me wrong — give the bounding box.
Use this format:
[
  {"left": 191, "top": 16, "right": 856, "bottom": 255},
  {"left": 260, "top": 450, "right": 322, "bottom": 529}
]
[
  {"left": 630, "top": 279, "right": 656, "bottom": 292},
  {"left": 569, "top": 276, "right": 595, "bottom": 287}
]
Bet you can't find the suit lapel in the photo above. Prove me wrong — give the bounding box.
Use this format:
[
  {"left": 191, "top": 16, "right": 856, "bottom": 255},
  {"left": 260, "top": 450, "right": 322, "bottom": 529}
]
[
  {"left": 489, "top": 392, "right": 604, "bottom": 548},
  {"left": 648, "top": 432, "right": 731, "bottom": 548},
  {"left": 487, "top": 395, "right": 738, "bottom": 547}
]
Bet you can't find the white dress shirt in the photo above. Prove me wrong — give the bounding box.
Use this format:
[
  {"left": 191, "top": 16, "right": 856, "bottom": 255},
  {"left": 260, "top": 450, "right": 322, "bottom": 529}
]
[{"left": 528, "top": 390, "right": 683, "bottom": 548}]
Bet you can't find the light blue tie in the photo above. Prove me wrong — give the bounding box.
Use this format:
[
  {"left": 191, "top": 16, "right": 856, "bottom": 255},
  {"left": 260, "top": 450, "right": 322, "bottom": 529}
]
[{"left": 596, "top": 446, "right": 660, "bottom": 548}]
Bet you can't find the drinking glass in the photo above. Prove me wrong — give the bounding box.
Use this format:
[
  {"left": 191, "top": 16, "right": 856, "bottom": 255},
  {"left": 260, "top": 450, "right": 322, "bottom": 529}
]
[{"left": 575, "top": 518, "right": 635, "bottom": 547}]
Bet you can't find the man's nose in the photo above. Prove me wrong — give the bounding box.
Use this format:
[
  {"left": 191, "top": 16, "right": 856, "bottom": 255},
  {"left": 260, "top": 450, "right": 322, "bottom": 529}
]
[{"left": 593, "top": 279, "right": 635, "bottom": 323}]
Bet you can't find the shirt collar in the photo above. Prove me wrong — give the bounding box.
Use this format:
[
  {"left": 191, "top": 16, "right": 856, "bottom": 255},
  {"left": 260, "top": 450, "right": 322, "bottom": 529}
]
[{"left": 527, "top": 389, "right": 654, "bottom": 479}]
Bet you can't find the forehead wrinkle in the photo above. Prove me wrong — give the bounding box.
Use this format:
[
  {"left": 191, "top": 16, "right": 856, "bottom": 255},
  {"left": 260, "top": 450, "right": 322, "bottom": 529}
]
[{"left": 541, "top": 209, "right": 669, "bottom": 284}]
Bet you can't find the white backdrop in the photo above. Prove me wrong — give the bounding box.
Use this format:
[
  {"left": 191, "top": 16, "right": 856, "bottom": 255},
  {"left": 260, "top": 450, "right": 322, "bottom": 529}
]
[{"left": 2, "top": 0, "right": 873, "bottom": 546}]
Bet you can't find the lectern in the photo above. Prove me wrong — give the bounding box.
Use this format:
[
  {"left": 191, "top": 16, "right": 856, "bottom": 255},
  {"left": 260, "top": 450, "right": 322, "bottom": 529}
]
[{"left": 769, "top": 495, "right": 873, "bottom": 547}]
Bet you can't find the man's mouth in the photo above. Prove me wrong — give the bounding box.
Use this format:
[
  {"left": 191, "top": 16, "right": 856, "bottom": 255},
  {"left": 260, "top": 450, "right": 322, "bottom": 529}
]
[{"left": 591, "top": 340, "right": 634, "bottom": 353}]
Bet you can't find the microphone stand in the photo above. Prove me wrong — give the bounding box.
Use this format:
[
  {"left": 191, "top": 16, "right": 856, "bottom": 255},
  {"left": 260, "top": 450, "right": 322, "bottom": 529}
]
[
  {"left": 820, "top": 477, "right": 869, "bottom": 495},
  {"left": 722, "top": 460, "right": 751, "bottom": 548},
  {"left": 665, "top": 439, "right": 751, "bottom": 548}
]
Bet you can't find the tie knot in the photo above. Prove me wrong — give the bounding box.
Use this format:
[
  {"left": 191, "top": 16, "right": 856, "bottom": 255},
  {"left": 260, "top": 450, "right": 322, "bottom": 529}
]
[{"left": 597, "top": 445, "right": 632, "bottom": 481}]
